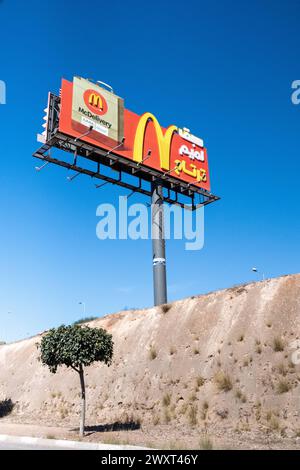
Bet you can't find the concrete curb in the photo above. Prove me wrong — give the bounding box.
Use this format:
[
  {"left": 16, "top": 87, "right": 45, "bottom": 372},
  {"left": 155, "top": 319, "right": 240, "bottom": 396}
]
[{"left": 0, "top": 434, "right": 148, "bottom": 450}]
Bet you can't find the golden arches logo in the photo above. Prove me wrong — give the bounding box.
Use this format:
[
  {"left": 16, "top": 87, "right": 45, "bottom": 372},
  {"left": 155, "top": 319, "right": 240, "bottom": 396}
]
[
  {"left": 83, "top": 89, "right": 108, "bottom": 115},
  {"left": 89, "top": 93, "right": 103, "bottom": 109},
  {"left": 133, "top": 112, "right": 178, "bottom": 170}
]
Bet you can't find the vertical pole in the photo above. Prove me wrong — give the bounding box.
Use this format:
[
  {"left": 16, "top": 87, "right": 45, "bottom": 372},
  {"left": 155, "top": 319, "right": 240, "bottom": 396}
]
[{"left": 151, "top": 180, "right": 167, "bottom": 306}]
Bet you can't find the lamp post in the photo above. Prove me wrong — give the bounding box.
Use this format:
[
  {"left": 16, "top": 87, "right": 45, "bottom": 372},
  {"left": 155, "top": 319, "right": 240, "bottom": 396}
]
[{"left": 252, "top": 267, "right": 265, "bottom": 281}]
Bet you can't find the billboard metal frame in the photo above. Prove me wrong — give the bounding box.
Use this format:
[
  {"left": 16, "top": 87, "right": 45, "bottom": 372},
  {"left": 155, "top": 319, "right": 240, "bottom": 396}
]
[{"left": 33, "top": 93, "right": 220, "bottom": 211}]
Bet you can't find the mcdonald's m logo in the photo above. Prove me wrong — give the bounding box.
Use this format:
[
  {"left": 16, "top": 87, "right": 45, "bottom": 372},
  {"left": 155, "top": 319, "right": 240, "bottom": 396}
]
[
  {"left": 83, "top": 89, "right": 108, "bottom": 116},
  {"left": 133, "top": 113, "right": 178, "bottom": 171}
]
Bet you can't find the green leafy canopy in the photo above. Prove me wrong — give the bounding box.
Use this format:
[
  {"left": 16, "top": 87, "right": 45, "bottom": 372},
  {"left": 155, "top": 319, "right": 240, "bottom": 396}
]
[{"left": 39, "top": 324, "right": 113, "bottom": 373}]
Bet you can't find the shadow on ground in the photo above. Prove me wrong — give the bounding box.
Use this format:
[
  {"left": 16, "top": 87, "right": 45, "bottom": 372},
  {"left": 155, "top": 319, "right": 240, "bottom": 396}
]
[
  {"left": 0, "top": 399, "right": 15, "bottom": 418},
  {"left": 71, "top": 421, "right": 141, "bottom": 436}
]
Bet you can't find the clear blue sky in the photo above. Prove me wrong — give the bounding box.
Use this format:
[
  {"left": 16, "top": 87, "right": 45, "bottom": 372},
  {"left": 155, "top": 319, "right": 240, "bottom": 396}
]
[{"left": 0, "top": 0, "right": 299, "bottom": 341}]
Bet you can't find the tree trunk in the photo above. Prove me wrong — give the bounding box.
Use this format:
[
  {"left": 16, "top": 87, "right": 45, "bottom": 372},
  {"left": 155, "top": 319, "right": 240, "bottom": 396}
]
[{"left": 79, "top": 365, "right": 86, "bottom": 437}]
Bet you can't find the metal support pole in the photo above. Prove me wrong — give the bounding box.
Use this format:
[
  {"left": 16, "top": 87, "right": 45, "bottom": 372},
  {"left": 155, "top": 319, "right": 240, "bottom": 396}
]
[{"left": 151, "top": 180, "right": 167, "bottom": 306}]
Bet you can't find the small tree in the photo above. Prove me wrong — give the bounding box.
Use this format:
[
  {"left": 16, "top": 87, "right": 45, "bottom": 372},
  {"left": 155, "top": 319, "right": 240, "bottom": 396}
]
[{"left": 39, "top": 324, "right": 113, "bottom": 436}]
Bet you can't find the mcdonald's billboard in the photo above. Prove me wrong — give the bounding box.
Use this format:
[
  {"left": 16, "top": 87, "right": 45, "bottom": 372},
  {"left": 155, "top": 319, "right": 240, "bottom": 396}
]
[{"left": 59, "top": 77, "right": 211, "bottom": 191}]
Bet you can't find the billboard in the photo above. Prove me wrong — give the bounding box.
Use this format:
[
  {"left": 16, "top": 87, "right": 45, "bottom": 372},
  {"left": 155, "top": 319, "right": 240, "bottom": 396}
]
[{"left": 57, "top": 77, "right": 211, "bottom": 191}]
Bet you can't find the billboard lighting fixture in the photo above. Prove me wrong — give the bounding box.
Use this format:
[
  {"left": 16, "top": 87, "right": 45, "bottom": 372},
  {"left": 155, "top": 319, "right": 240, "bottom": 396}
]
[
  {"left": 66, "top": 171, "right": 81, "bottom": 182},
  {"left": 95, "top": 181, "right": 109, "bottom": 190},
  {"left": 35, "top": 161, "right": 50, "bottom": 172},
  {"left": 126, "top": 189, "right": 136, "bottom": 200},
  {"left": 137, "top": 149, "right": 152, "bottom": 167},
  {"left": 74, "top": 125, "right": 94, "bottom": 142},
  {"left": 187, "top": 181, "right": 201, "bottom": 188},
  {"left": 96, "top": 80, "right": 114, "bottom": 94},
  {"left": 103, "top": 137, "right": 125, "bottom": 159},
  {"left": 162, "top": 161, "right": 181, "bottom": 177},
  {"left": 84, "top": 78, "right": 114, "bottom": 94}
]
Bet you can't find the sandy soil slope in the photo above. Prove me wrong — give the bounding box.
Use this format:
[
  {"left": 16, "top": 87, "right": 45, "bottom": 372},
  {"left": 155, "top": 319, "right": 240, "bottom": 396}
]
[{"left": 1, "top": 274, "right": 300, "bottom": 449}]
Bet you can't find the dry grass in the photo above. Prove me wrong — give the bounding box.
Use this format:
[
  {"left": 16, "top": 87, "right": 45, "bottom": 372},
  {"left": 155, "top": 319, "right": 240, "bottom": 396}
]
[
  {"left": 162, "top": 393, "right": 171, "bottom": 407},
  {"left": 277, "top": 379, "right": 291, "bottom": 394},
  {"left": 153, "top": 415, "right": 160, "bottom": 425},
  {"left": 102, "top": 435, "right": 130, "bottom": 446},
  {"left": 235, "top": 389, "right": 247, "bottom": 403},
  {"left": 163, "top": 409, "right": 171, "bottom": 423},
  {"left": 277, "top": 363, "right": 287, "bottom": 376},
  {"left": 196, "top": 376, "right": 205, "bottom": 387},
  {"left": 161, "top": 304, "right": 171, "bottom": 313},
  {"left": 59, "top": 406, "right": 69, "bottom": 419},
  {"left": 170, "top": 403, "right": 176, "bottom": 413},
  {"left": 273, "top": 337, "right": 284, "bottom": 352},
  {"left": 189, "top": 393, "right": 197, "bottom": 402},
  {"left": 269, "top": 415, "right": 280, "bottom": 431},
  {"left": 180, "top": 403, "right": 188, "bottom": 415},
  {"left": 266, "top": 409, "right": 281, "bottom": 432},
  {"left": 188, "top": 404, "right": 198, "bottom": 426},
  {"left": 255, "top": 404, "right": 261, "bottom": 422},
  {"left": 200, "top": 401, "right": 209, "bottom": 420},
  {"left": 214, "top": 371, "right": 233, "bottom": 392},
  {"left": 162, "top": 440, "right": 187, "bottom": 450},
  {"left": 149, "top": 345, "right": 157, "bottom": 360},
  {"left": 288, "top": 360, "right": 295, "bottom": 369},
  {"left": 199, "top": 435, "right": 213, "bottom": 450}
]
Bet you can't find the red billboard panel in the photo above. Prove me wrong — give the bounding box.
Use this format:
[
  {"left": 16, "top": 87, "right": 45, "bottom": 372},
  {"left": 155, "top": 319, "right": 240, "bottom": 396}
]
[{"left": 59, "top": 78, "right": 211, "bottom": 191}]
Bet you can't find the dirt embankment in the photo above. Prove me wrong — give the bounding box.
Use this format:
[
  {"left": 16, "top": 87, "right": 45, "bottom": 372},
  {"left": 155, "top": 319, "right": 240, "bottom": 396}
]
[{"left": 1, "top": 274, "right": 300, "bottom": 449}]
